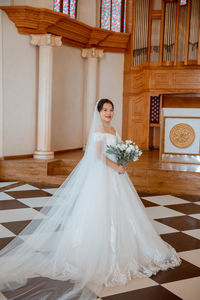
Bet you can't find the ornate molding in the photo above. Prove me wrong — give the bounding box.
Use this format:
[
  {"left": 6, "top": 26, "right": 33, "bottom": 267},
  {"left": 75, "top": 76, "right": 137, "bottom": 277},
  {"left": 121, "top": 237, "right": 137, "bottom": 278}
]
[
  {"left": 169, "top": 123, "right": 195, "bottom": 148},
  {"left": 0, "top": 6, "right": 130, "bottom": 52},
  {"left": 81, "top": 48, "right": 104, "bottom": 59},
  {"left": 30, "top": 34, "right": 62, "bottom": 47}
]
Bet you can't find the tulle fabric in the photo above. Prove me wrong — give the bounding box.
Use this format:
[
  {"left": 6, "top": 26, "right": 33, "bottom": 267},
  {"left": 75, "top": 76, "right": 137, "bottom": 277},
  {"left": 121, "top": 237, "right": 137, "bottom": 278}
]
[{"left": 0, "top": 101, "right": 181, "bottom": 300}]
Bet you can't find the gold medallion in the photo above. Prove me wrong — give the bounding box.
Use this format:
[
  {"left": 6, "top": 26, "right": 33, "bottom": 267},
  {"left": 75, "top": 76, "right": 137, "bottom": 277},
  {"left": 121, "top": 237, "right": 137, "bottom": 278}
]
[{"left": 169, "top": 123, "right": 195, "bottom": 148}]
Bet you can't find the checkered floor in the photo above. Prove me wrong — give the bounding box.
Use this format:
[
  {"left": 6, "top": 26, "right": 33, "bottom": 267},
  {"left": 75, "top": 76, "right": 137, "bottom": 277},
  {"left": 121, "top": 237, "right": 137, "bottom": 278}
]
[{"left": 0, "top": 181, "right": 200, "bottom": 300}]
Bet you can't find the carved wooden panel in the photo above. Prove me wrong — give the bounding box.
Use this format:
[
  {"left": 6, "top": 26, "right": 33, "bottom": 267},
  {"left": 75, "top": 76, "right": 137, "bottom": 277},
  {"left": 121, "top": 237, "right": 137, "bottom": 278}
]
[
  {"left": 127, "top": 93, "right": 149, "bottom": 148},
  {"left": 130, "top": 71, "right": 146, "bottom": 93},
  {"left": 150, "top": 70, "right": 172, "bottom": 89},
  {"left": 130, "top": 95, "right": 145, "bottom": 117},
  {"left": 173, "top": 71, "right": 200, "bottom": 89},
  {"left": 150, "top": 68, "right": 200, "bottom": 90}
]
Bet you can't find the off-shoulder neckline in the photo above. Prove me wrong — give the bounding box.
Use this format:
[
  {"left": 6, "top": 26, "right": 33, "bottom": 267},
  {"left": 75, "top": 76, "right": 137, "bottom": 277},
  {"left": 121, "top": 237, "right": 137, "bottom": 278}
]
[{"left": 95, "top": 131, "right": 117, "bottom": 138}]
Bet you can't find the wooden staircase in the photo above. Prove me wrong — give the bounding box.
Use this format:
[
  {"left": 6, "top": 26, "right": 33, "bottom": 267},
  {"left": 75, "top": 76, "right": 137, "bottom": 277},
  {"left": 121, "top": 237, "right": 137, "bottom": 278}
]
[
  {"left": 47, "top": 160, "right": 77, "bottom": 176},
  {"left": 0, "top": 158, "right": 77, "bottom": 186}
]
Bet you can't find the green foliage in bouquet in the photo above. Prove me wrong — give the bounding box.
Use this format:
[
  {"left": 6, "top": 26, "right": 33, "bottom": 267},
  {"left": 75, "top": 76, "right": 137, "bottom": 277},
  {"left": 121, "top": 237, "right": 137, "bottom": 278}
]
[{"left": 106, "top": 140, "right": 142, "bottom": 168}]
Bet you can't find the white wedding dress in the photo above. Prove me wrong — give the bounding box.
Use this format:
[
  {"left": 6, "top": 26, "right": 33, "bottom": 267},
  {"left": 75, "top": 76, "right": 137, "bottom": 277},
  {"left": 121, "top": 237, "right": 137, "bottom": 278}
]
[{"left": 0, "top": 102, "right": 181, "bottom": 300}]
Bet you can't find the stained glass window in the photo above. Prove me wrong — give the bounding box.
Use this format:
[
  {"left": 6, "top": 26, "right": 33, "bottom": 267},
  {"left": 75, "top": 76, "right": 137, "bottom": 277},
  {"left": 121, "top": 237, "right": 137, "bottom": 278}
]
[
  {"left": 54, "top": 0, "right": 60, "bottom": 12},
  {"left": 180, "top": 0, "right": 187, "bottom": 6},
  {"left": 53, "top": 0, "right": 77, "bottom": 19},
  {"left": 100, "top": 0, "right": 127, "bottom": 32}
]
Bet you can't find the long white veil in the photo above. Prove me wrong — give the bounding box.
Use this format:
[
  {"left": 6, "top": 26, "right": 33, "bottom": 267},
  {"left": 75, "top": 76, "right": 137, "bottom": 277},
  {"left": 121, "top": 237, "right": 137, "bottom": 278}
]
[{"left": 0, "top": 100, "right": 110, "bottom": 299}]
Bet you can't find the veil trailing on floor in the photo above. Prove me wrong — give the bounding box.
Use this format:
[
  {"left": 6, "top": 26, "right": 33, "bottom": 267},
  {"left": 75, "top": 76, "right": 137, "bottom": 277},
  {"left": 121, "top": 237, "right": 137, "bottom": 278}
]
[{"left": 0, "top": 100, "right": 110, "bottom": 300}]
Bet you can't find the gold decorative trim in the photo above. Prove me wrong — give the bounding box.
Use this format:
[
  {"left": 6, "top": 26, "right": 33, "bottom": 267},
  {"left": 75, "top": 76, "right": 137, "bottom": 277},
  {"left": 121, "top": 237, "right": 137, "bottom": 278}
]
[{"left": 169, "top": 123, "right": 195, "bottom": 148}]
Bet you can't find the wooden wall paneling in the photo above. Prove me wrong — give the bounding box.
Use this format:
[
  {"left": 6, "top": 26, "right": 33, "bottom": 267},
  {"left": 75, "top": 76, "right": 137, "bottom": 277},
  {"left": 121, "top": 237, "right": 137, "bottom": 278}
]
[
  {"left": 150, "top": 69, "right": 171, "bottom": 90},
  {"left": 124, "top": 0, "right": 134, "bottom": 69},
  {"left": 147, "top": 0, "right": 153, "bottom": 62},
  {"left": 131, "top": 0, "right": 136, "bottom": 67},
  {"left": 128, "top": 93, "right": 146, "bottom": 148},
  {"left": 149, "top": 68, "right": 200, "bottom": 92},
  {"left": 149, "top": 126, "right": 153, "bottom": 148},
  {"left": 152, "top": 127, "right": 160, "bottom": 148},
  {"left": 127, "top": 93, "right": 149, "bottom": 149},
  {"left": 184, "top": 0, "right": 191, "bottom": 65},
  {"left": 163, "top": 96, "right": 200, "bottom": 108},
  {"left": 174, "top": 1, "right": 180, "bottom": 66},
  {"left": 130, "top": 70, "right": 146, "bottom": 93},
  {"left": 159, "top": 105, "right": 165, "bottom": 159},
  {"left": 173, "top": 69, "right": 200, "bottom": 90},
  {"left": 159, "top": 93, "right": 163, "bottom": 125},
  {"left": 159, "top": 0, "right": 165, "bottom": 64},
  {"left": 122, "top": 71, "right": 132, "bottom": 140},
  {"left": 122, "top": 0, "right": 134, "bottom": 140}
]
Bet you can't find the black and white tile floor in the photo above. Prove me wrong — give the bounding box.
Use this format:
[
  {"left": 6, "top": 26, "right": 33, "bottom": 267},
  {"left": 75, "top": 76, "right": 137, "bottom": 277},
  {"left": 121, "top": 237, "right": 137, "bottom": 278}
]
[{"left": 0, "top": 181, "right": 200, "bottom": 300}]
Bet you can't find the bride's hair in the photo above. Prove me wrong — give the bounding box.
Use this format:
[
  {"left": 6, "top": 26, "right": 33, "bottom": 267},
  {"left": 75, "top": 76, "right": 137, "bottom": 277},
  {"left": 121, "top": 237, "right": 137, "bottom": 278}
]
[{"left": 97, "top": 98, "right": 114, "bottom": 112}]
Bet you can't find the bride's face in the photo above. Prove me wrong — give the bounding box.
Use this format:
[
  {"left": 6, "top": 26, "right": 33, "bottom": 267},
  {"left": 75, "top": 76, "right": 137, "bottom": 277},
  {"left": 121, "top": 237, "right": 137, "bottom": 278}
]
[{"left": 99, "top": 103, "right": 114, "bottom": 124}]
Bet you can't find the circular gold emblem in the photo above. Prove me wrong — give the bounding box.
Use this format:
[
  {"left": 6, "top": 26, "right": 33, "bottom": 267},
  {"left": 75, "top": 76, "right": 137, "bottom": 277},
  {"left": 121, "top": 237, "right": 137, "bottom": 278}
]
[{"left": 169, "top": 123, "right": 195, "bottom": 148}]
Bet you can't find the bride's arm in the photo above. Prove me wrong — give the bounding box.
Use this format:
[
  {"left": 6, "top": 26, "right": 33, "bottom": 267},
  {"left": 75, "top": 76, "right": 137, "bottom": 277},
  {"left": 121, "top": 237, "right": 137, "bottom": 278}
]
[
  {"left": 105, "top": 157, "right": 125, "bottom": 174},
  {"left": 95, "top": 139, "right": 125, "bottom": 174}
]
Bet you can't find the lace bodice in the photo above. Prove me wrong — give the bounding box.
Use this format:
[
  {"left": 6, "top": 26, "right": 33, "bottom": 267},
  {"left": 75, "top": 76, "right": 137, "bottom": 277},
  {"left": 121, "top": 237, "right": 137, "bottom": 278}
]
[
  {"left": 94, "top": 131, "right": 121, "bottom": 145},
  {"left": 94, "top": 132, "right": 121, "bottom": 163}
]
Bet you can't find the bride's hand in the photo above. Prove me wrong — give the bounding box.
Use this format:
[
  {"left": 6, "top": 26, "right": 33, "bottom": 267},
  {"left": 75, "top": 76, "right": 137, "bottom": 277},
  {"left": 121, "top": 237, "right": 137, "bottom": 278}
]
[{"left": 117, "top": 165, "right": 125, "bottom": 174}]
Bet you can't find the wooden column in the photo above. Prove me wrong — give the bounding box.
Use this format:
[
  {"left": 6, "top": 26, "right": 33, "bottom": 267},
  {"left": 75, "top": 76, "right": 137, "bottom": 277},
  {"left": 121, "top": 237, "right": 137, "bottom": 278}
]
[
  {"left": 198, "top": 6, "right": 200, "bottom": 65},
  {"left": 184, "top": 0, "right": 191, "bottom": 65},
  {"left": 147, "top": 0, "right": 153, "bottom": 63},
  {"left": 174, "top": 1, "right": 180, "bottom": 66},
  {"left": 159, "top": 0, "right": 165, "bottom": 65},
  {"left": 0, "top": 10, "right": 3, "bottom": 159}
]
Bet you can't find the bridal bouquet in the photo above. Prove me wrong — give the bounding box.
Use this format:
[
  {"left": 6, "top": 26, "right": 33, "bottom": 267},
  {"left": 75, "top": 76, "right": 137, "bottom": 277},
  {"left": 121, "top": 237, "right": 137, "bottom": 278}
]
[{"left": 106, "top": 140, "right": 142, "bottom": 169}]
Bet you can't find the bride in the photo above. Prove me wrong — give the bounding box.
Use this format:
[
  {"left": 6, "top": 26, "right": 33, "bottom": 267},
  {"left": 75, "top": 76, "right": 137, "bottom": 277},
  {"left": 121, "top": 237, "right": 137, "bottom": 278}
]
[{"left": 0, "top": 99, "right": 181, "bottom": 300}]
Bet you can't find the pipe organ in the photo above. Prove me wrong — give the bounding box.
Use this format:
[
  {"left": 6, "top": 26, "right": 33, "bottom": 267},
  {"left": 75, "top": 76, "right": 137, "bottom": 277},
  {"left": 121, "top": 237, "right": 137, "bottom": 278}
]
[
  {"left": 123, "top": 0, "right": 200, "bottom": 152},
  {"left": 132, "top": 0, "right": 200, "bottom": 66}
]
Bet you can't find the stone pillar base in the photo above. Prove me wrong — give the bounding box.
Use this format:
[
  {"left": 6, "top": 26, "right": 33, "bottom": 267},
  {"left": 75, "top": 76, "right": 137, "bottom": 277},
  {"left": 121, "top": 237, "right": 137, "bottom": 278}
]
[{"left": 33, "top": 151, "right": 54, "bottom": 160}]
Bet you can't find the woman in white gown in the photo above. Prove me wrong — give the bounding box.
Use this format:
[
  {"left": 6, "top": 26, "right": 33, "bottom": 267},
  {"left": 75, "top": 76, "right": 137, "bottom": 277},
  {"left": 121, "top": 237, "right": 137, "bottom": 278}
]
[{"left": 0, "top": 99, "right": 181, "bottom": 300}]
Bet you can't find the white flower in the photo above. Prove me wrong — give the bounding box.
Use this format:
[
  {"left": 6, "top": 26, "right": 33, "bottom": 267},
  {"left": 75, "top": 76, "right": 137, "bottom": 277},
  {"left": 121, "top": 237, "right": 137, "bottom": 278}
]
[
  {"left": 125, "top": 140, "right": 132, "bottom": 145},
  {"left": 126, "top": 147, "right": 132, "bottom": 153},
  {"left": 120, "top": 144, "right": 127, "bottom": 151},
  {"left": 129, "top": 145, "right": 135, "bottom": 151}
]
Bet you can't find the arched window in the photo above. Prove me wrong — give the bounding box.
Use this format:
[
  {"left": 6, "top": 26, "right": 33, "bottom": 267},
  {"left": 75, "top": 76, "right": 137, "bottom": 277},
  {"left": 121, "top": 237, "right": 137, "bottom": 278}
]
[
  {"left": 100, "top": 0, "right": 127, "bottom": 32},
  {"left": 180, "top": 0, "right": 187, "bottom": 6},
  {"left": 53, "top": 0, "right": 77, "bottom": 19}
]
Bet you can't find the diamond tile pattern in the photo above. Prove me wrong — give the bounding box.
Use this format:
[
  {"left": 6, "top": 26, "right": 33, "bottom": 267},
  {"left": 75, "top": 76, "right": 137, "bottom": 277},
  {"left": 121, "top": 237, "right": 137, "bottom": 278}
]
[{"left": 0, "top": 181, "right": 199, "bottom": 300}]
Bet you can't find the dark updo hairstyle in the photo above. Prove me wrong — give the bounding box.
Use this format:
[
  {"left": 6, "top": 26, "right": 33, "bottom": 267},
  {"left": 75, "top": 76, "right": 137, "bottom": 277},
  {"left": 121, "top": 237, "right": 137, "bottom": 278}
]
[{"left": 97, "top": 99, "right": 114, "bottom": 112}]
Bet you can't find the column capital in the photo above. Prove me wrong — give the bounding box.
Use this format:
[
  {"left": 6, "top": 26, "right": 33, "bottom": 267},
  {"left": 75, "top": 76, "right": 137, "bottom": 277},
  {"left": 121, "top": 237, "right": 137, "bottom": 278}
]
[
  {"left": 30, "top": 34, "right": 62, "bottom": 47},
  {"left": 81, "top": 48, "right": 104, "bottom": 59}
]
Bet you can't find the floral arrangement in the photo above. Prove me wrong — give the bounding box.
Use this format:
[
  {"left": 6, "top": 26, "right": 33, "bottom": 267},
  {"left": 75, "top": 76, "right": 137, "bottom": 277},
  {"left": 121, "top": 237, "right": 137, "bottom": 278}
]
[{"left": 106, "top": 140, "right": 142, "bottom": 168}]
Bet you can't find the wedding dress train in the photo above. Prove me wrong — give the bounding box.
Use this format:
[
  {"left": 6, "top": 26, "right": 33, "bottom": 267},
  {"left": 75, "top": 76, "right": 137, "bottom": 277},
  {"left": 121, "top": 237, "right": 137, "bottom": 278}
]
[{"left": 0, "top": 102, "right": 181, "bottom": 300}]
